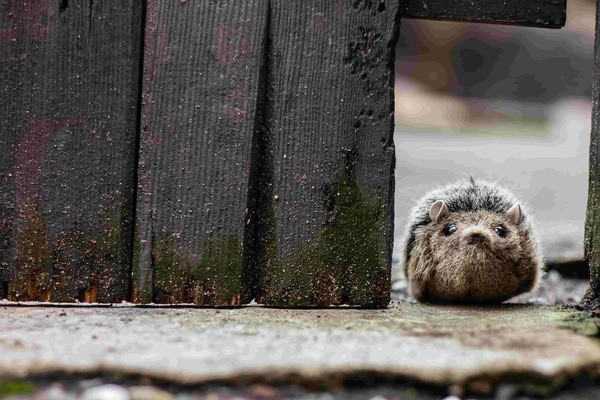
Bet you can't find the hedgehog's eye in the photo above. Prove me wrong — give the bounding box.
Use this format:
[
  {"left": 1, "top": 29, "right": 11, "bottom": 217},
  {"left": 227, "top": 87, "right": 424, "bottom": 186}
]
[
  {"left": 443, "top": 223, "right": 457, "bottom": 236},
  {"left": 494, "top": 226, "right": 507, "bottom": 238}
]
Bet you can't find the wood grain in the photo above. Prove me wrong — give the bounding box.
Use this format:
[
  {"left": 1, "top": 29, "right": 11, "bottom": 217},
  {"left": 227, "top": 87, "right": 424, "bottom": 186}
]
[
  {"left": 134, "top": 0, "right": 268, "bottom": 305},
  {"left": 582, "top": 0, "right": 600, "bottom": 313},
  {"left": 0, "top": 0, "right": 564, "bottom": 305},
  {"left": 0, "top": 0, "right": 142, "bottom": 302},
  {"left": 252, "top": 0, "right": 399, "bottom": 307},
  {"left": 401, "top": 0, "right": 566, "bottom": 28}
]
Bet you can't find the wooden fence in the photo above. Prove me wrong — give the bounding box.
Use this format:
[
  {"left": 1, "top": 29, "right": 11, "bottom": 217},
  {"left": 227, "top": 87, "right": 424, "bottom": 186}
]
[
  {"left": 584, "top": 0, "right": 600, "bottom": 313},
  {"left": 0, "top": 0, "right": 568, "bottom": 307}
]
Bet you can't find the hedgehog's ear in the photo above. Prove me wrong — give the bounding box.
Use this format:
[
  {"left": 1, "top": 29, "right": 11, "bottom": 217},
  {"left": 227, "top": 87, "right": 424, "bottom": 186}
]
[
  {"left": 505, "top": 203, "right": 523, "bottom": 225},
  {"left": 429, "top": 200, "right": 450, "bottom": 222}
]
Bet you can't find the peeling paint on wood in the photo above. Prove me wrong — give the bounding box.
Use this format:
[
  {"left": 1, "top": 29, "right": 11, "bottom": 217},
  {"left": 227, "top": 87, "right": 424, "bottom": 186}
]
[
  {"left": 0, "top": 1, "right": 142, "bottom": 302},
  {"left": 134, "top": 0, "right": 268, "bottom": 305},
  {"left": 0, "top": 0, "right": 54, "bottom": 41},
  {"left": 251, "top": 0, "right": 399, "bottom": 307}
]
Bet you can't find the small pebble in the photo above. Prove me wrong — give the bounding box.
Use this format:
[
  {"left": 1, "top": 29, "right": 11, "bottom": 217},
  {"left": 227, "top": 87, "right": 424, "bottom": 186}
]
[
  {"left": 129, "top": 385, "right": 174, "bottom": 400},
  {"left": 495, "top": 384, "right": 516, "bottom": 400},
  {"left": 247, "top": 384, "right": 279, "bottom": 398},
  {"left": 81, "top": 384, "right": 130, "bottom": 400},
  {"left": 77, "top": 379, "right": 104, "bottom": 391},
  {"left": 42, "top": 385, "right": 75, "bottom": 400}
]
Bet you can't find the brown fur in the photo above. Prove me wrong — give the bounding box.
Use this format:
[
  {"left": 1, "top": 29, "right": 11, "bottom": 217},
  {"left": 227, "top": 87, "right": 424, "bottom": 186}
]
[{"left": 407, "top": 209, "right": 541, "bottom": 303}]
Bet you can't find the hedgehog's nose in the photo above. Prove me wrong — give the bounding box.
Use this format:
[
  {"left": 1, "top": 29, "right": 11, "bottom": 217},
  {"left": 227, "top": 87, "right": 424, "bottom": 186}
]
[{"left": 467, "top": 233, "right": 486, "bottom": 244}]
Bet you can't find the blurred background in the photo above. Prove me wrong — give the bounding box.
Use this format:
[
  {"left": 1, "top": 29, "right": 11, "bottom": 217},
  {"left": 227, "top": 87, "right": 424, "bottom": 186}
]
[{"left": 392, "top": 0, "right": 595, "bottom": 279}]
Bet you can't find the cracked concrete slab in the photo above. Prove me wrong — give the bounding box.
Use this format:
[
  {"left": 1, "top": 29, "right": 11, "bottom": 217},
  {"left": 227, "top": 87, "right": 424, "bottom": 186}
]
[{"left": 0, "top": 302, "right": 599, "bottom": 395}]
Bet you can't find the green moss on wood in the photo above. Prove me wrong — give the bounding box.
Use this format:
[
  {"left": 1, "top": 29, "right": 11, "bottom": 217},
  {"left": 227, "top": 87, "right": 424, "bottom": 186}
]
[
  {"left": 191, "top": 235, "right": 243, "bottom": 305},
  {"left": 9, "top": 202, "right": 130, "bottom": 303},
  {"left": 84, "top": 205, "right": 127, "bottom": 302},
  {"left": 152, "top": 237, "right": 188, "bottom": 303},
  {"left": 0, "top": 204, "right": 13, "bottom": 299},
  {"left": 150, "top": 235, "right": 244, "bottom": 306},
  {"left": 261, "top": 170, "right": 389, "bottom": 307},
  {"left": 10, "top": 203, "right": 52, "bottom": 301},
  {"left": 556, "top": 311, "right": 600, "bottom": 337},
  {"left": 49, "top": 204, "right": 128, "bottom": 302},
  {"left": 131, "top": 233, "right": 147, "bottom": 303}
]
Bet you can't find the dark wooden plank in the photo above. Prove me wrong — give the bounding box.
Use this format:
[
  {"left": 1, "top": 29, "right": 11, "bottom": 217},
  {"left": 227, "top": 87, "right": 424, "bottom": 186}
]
[
  {"left": 401, "top": 0, "right": 566, "bottom": 28},
  {"left": 252, "top": 0, "right": 399, "bottom": 307},
  {"left": 582, "top": 0, "right": 600, "bottom": 313},
  {"left": 0, "top": 0, "right": 142, "bottom": 302},
  {"left": 134, "top": 0, "right": 268, "bottom": 305}
]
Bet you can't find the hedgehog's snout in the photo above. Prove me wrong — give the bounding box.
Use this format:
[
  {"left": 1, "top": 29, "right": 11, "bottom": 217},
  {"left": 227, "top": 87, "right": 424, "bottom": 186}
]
[
  {"left": 467, "top": 232, "right": 486, "bottom": 245},
  {"left": 462, "top": 226, "right": 490, "bottom": 245}
]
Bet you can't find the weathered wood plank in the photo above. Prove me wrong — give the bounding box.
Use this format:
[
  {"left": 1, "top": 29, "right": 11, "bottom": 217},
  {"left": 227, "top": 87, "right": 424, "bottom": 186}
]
[
  {"left": 582, "top": 0, "right": 600, "bottom": 313},
  {"left": 134, "top": 0, "right": 268, "bottom": 305},
  {"left": 253, "top": 0, "right": 399, "bottom": 307},
  {"left": 401, "top": 0, "right": 566, "bottom": 28},
  {"left": 0, "top": 0, "right": 142, "bottom": 302}
]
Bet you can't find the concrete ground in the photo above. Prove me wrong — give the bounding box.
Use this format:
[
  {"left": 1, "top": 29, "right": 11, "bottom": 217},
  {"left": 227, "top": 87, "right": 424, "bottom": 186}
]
[{"left": 1, "top": 297, "right": 600, "bottom": 399}]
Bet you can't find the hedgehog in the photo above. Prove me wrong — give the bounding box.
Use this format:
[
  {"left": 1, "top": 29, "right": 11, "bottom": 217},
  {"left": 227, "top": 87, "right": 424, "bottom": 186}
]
[{"left": 403, "top": 177, "right": 543, "bottom": 303}]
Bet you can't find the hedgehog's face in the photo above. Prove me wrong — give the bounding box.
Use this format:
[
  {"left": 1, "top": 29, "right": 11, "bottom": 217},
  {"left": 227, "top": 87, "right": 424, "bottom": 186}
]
[
  {"left": 408, "top": 200, "right": 540, "bottom": 303},
  {"left": 434, "top": 210, "right": 519, "bottom": 259}
]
